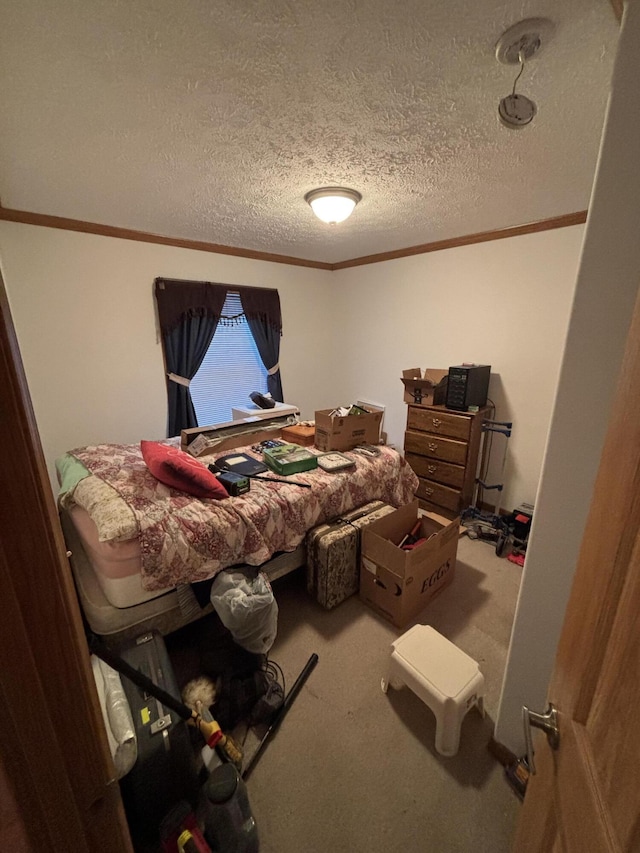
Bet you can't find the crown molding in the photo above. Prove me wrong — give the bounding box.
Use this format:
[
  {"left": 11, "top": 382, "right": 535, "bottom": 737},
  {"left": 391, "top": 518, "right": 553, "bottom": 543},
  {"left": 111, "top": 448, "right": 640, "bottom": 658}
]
[
  {"left": 331, "top": 211, "right": 588, "bottom": 270},
  {"left": 0, "top": 204, "right": 588, "bottom": 271},
  {"left": 0, "top": 205, "right": 333, "bottom": 270}
]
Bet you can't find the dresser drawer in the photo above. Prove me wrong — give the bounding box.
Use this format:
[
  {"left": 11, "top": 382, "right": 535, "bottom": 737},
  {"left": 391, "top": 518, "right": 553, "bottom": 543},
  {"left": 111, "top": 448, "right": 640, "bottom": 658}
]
[
  {"left": 404, "top": 430, "right": 468, "bottom": 466},
  {"left": 407, "top": 406, "right": 472, "bottom": 441},
  {"left": 415, "top": 477, "right": 461, "bottom": 512},
  {"left": 405, "top": 452, "right": 465, "bottom": 489},
  {"left": 417, "top": 498, "right": 459, "bottom": 520}
]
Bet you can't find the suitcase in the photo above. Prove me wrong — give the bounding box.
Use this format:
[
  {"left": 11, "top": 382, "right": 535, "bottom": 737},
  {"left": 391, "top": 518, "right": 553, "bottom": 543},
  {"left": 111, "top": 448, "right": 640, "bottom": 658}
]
[
  {"left": 117, "top": 631, "right": 200, "bottom": 846},
  {"left": 306, "top": 501, "right": 396, "bottom": 609}
]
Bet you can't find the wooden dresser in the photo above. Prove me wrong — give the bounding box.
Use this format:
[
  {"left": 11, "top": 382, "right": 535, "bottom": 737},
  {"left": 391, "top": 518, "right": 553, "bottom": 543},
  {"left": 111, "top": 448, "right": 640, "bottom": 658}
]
[{"left": 404, "top": 404, "right": 490, "bottom": 518}]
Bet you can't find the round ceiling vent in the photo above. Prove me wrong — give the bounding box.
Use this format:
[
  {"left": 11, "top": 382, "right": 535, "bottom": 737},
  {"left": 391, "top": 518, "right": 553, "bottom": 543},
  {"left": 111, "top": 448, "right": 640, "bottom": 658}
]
[{"left": 495, "top": 18, "right": 555, "bottom": 65}]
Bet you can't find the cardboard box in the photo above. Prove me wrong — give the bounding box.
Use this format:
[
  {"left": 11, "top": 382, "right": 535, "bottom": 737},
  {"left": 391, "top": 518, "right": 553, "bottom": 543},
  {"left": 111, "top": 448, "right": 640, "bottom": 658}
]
[
  {"left": 359, "top": 499, "right": 458, "bottom": 627},
  {"left": 314, "top": 405, "right": 383, "bottom": 452},
  {"left": 181, "top": 413, "right": 294, "bottom": 457},
  {"left": 280, "top": 424, "right": 316, "bottom": 446},
  {"left": 263, "top": 444, "right": 318, "bottom": 475},
  {"left": 401, "top": 368, "right": 449, "bottom": 407}
]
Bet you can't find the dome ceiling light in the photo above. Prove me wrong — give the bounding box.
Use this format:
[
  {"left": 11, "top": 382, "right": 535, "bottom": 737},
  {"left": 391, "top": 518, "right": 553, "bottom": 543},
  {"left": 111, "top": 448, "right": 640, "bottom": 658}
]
[{"left": 305, "top": 187, "right": 362, "bottom": 224}]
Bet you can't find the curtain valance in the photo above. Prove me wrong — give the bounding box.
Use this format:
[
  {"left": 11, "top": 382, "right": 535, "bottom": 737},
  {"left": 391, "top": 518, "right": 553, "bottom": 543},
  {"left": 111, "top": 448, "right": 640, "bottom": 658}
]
[{"left": 154, "top": 278, "right": 282, "bottom": 336}]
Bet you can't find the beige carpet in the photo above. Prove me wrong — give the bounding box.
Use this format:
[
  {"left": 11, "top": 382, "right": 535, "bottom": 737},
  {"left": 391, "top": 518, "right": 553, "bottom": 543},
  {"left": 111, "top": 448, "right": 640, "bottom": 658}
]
[{"left": 228, "top": 535, "right": 524, "bottom": 853}]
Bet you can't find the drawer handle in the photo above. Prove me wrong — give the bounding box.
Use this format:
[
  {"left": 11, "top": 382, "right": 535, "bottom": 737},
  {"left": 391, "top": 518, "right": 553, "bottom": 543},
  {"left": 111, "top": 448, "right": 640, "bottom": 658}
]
[
  {"left": 424, "top": 487, "right": 434, "bottom": 496},
  {"left": 428, "top": 442, "right": 438, "bottom": 451},
  {"left": 428, "top": 465, "right": 437, "bottom": 474},
  {"left": 431, "top": 418, "right": 441, "bottom": 428}
]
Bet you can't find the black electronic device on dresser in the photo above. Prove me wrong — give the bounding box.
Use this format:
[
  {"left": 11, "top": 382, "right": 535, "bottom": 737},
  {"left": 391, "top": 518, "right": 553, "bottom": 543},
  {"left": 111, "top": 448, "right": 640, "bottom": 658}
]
[{"left": 446, "top": 364, "right": 491, "bottom": 411}]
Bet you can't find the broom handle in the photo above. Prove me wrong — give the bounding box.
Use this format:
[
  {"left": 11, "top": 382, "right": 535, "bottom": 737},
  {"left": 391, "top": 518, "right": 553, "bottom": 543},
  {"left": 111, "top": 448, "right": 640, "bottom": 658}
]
[
  {"left": 90, "top": 637, "right": 193, "bottom": 721},
  {"left": 242, "top": 653, "right": 318, "bottom": 780}
]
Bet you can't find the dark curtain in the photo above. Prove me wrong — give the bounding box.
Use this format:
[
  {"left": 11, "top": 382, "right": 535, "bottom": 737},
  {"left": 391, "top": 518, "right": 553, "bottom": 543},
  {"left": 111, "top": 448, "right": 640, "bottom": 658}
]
[
  {"left": 155, "top": 279, "right": 228, "bottom": 436},
  {"left": 163, "top": 314, "right": 219, "bottom": 436},
  {"left": 238, "top": 286, "right": 284, "bottom": 401}
]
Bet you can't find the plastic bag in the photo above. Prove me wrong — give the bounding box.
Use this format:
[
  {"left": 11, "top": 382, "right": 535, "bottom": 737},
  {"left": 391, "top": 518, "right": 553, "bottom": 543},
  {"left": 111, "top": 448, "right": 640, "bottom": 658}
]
[
  {"left": 210, "top": 569, "right": 278, "bottom": 654},
  {"left": 91, "top": 655, "right": 137, "bottom": 779}
]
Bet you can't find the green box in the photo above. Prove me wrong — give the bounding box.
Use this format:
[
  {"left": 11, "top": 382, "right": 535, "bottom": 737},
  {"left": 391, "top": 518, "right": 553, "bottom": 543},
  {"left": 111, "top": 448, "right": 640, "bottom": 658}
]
[{"left": 263, "top": 444, "right": 318, "bottom": 475}]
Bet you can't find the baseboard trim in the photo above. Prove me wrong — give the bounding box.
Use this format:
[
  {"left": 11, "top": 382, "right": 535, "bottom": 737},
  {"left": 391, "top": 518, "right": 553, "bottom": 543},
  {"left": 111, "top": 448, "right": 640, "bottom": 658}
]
[{"left": 488, "top": 736, "right": 518, "bottom": 767}]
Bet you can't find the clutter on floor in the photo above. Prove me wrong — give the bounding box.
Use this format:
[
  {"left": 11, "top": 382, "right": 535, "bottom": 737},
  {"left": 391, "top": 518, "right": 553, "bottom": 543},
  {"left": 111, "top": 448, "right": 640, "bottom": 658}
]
[
  {"left": 306, "top": 501, "right": 396, "bottom": 610},
  {"left": 89, "top": 582, "right": 317, "bottom": 852},
  {"left": 504, "top": 757, "right": 530, "bottom": 800},
  {"left": 90, "top": 654, "right": 137, "bottom": 779},
  {"left": 458, "top": 411, "right": 534, "bottom": 562},
  {"left": 359, "top": 499, "right": 459, "bottom": 628},
  {"left": 462, "top": 501, "right": 534, "bottom": 560},
  {"left": 209, "top": 568, "right": 279, "bottom": 656}
]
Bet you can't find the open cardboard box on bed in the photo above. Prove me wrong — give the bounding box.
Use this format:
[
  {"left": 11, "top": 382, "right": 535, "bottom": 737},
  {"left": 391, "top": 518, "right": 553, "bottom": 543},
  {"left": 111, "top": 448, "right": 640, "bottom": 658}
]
[
  {"left": 181, "top": 412, "right": 296, "bottom": 457},
  {"left": 359, "top": 499, "right": 459, "bottom": 627},
  {"left": 314, "top": 404, "right": 383, "bottom": 452}
]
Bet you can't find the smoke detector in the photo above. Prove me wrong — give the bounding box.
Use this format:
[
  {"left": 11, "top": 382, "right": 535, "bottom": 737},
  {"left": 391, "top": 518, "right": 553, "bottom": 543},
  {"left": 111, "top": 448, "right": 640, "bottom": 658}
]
[{"left": 495, "top": 18, "right": 554, "bottom": 130}]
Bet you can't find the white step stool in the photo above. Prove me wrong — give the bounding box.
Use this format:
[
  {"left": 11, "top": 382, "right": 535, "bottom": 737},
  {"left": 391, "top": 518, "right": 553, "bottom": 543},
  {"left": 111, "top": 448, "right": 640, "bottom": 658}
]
[{"left": 381, "top": 624, "right": 485, "bottom": 756}]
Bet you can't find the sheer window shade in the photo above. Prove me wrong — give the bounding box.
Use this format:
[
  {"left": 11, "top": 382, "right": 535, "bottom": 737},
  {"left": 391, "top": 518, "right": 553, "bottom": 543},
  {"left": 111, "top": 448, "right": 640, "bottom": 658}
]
[{"left": 189, "top": 292, "right": 268, "bottom": 426}]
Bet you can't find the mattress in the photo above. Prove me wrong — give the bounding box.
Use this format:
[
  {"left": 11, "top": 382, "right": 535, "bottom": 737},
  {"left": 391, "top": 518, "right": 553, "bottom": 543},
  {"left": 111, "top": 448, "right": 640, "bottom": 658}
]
[
  {"left": 61, "top": 442, "right": 418, "bottom": 592},
  {"left": 68, "top": 504, "right": 172, "bottom": 608}
]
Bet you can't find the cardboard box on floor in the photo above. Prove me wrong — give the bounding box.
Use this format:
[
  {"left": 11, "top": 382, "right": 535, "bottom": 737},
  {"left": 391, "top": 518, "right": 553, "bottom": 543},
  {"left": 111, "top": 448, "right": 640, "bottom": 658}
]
[
  {"left": 401, "top": 368, "right": 449, "bottom": 407},
  {"left": 314, "top": 405, "right": 383, "bottom": 452},
  {"left": 359, "top": 499, "right": 459, "bottom": 627}
]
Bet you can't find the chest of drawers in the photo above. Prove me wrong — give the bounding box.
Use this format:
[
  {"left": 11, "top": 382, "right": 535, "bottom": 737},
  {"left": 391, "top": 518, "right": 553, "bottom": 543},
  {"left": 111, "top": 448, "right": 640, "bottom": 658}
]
[{"left": 404, "top": 404, "right": 489, "bottom": 518}]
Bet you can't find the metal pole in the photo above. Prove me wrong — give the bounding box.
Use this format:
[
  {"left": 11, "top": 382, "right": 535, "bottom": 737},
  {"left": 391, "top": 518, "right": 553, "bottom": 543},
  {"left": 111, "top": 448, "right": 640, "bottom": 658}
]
[{"left": 242, "top": 653, "right": 319, "bottom": 780}]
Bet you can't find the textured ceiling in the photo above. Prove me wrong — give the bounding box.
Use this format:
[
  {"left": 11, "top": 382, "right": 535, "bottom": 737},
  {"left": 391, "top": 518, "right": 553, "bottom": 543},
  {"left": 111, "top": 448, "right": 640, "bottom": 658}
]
[{"left": 0, "top": 0, "right": 620, "bottom": 264}]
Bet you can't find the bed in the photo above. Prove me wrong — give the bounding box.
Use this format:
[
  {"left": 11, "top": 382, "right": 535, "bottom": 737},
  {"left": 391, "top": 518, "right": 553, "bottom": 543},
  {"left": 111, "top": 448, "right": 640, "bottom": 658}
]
[{"left": 58, "top": 439, "right": 419, "bottom": 643}]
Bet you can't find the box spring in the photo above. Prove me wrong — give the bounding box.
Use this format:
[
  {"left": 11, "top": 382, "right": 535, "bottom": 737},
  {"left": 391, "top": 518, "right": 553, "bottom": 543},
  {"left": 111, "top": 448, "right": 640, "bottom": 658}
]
[{"left": 59, "top": 509, "right": 305, "bottom": 642}]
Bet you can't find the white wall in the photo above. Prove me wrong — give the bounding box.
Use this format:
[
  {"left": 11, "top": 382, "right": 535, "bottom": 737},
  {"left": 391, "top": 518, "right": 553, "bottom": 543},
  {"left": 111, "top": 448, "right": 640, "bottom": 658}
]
[
  {"left": 331, "top": 227, "right": 585, "bottom": 512},
  {"left": 0, "top": 220, "right": 585, "bottom": 512},
  {"left": 495, "top": 1, "right": 640, "bottom": 755},
  {"left": 0, "top": 223, "right": 346, "bottom": 491}
]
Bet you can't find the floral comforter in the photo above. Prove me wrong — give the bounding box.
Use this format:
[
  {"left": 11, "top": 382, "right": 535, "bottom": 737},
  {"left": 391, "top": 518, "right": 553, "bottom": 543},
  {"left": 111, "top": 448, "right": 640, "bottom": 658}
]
[{"left": 68, "top": 441, "right": 419, "bottom": 591}]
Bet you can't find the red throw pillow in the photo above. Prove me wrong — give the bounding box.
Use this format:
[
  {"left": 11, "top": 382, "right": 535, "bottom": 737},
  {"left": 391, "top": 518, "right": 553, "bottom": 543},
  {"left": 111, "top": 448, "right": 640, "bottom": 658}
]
[{"left": 140, "top": 441, "right": 228, "bottom": 499}]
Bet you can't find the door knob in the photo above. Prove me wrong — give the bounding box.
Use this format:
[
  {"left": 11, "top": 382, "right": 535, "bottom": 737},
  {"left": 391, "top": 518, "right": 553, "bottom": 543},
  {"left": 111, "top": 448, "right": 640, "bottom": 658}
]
[{"left": 522, "top": 703, "right": 560, "bottom": 774}]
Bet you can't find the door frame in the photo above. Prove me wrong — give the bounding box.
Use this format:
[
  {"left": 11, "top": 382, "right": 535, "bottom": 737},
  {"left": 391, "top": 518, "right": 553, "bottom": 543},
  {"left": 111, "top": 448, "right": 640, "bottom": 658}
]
[{"left": 0, "top": 271, "right": 132, "bottom": 851}]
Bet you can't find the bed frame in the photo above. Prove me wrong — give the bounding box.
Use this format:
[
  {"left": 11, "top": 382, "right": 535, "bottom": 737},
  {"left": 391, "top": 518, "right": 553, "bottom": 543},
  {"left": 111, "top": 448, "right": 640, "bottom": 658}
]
[{"left": 60, "top": 510, "right": 305, "bottom": 646}]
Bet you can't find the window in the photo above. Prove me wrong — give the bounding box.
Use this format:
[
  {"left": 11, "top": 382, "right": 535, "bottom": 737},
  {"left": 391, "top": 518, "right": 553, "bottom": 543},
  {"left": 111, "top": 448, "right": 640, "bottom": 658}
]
[
  {"left": 189, "top": 292, "right": 268, "bottom": 425},
  {"left": 154, "top": 277, "right": 282, "bottom": 437}
]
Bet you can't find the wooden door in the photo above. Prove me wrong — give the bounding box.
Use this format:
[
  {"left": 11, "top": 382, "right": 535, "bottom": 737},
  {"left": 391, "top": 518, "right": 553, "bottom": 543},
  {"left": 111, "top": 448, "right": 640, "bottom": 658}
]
[
  {"left": 513, "top": 280, "right": 640, "bottom": 851},
  {"left": 0, "top": 272, "right": 133, "bottom": 850}
]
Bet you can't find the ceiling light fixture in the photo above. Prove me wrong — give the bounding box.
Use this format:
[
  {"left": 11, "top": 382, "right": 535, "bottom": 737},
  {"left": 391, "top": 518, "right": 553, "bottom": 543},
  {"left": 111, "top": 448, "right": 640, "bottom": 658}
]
[
  {"left": 305, "top": 187, "right": 362, "bottom": 224},
  {"left": 498, "top": 50, "right": 537, "bottom": 130},
  {"left": 495, "top": 18, "right": 554, "bottom": 130}
]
